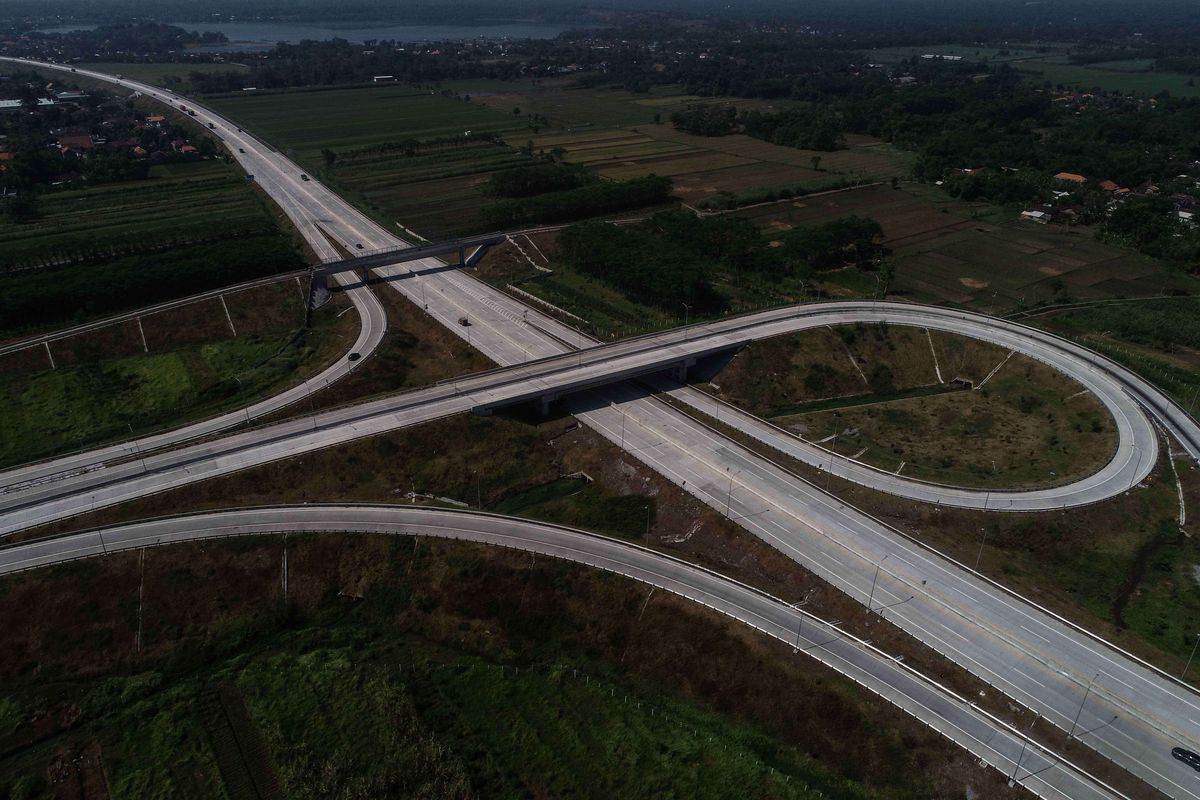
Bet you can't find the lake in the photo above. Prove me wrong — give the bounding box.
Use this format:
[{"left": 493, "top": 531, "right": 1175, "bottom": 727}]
[{"left": 38, "top": 20, "right": 593, "bottom": 51}]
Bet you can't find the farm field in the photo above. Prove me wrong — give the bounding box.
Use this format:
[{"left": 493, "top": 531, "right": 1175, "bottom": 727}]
[
  {"left": 0, "top": 159, "right": 304, "bottom": 334},
  {"left": 1016, "top": 58, "right": 1200, "bottom": 97},
  {"left": 531, "top": 126, "right": 909, "bottom": 207},
  {"left": 0, "top": 160, "right": 278, "bottom": 272},
  {"left": 78, "top": 60, "right": 250, "bottom": 91},
  {"left": 204, "top": 80, "right": 911, "bottom": 238},
  {"left": 206, "top": 86, "right": 527, "bottom": 163},
  {"left": 733, "top": 182, "right": 1200, "bottom": 310},
  {"left": 864, "top": 43, "right": 1200, "bottom": 97}
]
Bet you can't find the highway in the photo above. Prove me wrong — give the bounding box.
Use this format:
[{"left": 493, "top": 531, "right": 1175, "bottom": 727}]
[
  {"left": 0, "top": 301, "right": 1165, "bottom": 513},
  {"left": 6, "top": 58, "right": 1200, "bottom": 797},
  {"left": 0, "top": 504, "right": 1127, "bottom": 800}
]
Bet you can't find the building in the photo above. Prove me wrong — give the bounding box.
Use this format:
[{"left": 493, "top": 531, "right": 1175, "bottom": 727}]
[
  {"left": 1021, "top": 209, "right": 1051, "bottom": 224},
  {"left": 1054, "top": 172, "right": 1087, "bottom": 185},
  {"left": 56, "top": 132, "right": 94, "bottom": 154}
]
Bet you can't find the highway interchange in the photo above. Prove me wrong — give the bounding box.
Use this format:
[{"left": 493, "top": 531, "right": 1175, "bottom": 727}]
[{"left": 3, "top": 57, "right": 1200, "bottom": 798}]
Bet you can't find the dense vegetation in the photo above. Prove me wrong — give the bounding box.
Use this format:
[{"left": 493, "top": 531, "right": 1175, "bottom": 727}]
[
  {"left": 0, "top": 237, "right": 303, "bottom": 331},
  {"left": 482, "top": 174, "right": 673, "bottom": 227},
  {"left": 485, "top": 161, "right": 593, "bottom": 198},
  {"left": 556, "top": 210, "right": 885, "bottom": 315},
  {"left": 783, "top": 216, "right": 886, "bottom": 271}
]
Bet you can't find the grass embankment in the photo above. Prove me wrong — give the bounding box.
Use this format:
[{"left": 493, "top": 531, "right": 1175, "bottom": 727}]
[
  {"left": 0, "top": 160, "right": 304, "bottom": 335},
  {"left": 0, "top": 531, "right": 1026, "bottom": 800},
  {"left": 1035, "top": 296, "right": 1200, "bottom": 409},
  {"left": 0, "top": 282, "right": 354, "bottom": 468},
  {"left": 708, "top": 323, "right": 1117, "bottom": 488}
]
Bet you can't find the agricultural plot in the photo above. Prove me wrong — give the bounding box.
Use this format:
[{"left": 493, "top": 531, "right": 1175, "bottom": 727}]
[
  {"left": 531, "top": 125, "right": 910, "bottom": 208},
  {"left": 889, "top": 220, "right": 1199, "bottom": 310},
  {"left": 734, "top": 182, "right": 1200, "bottom": 310},
  {"left": 0, "top": 161, "right": 276, "bottom": 272},
  {"left": 863, "top": 44, "right": 1200, "bottom": 97},
  {"left": 334, "top": 139, "right": 533, "bottom": 239},
  {"left": 78, "top": 60, "right": 250, "bottom": 91},
  {"left": 207, "top": 86, "right": 527, "bottom": 163},
  {"left": 0, "top": 159, "right": 303, "bottom": 334}
]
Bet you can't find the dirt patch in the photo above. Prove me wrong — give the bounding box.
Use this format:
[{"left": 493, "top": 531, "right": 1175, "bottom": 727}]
[{"left": 958, "top": 277, "right": 989, "bottom": 289}]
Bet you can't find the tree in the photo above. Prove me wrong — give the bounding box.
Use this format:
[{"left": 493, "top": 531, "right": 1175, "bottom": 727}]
[
  {"left": 321, "top": 148, "right": 338, "bottom": 167},
  {"left": 2, "top": 193, "right": 39, "bottom": 223},
  {"left": 811, "top": 155, "right": 822, "bottom": 171},
  {"left": 513, "top": 106, "right": 521, "bottom": 116}
]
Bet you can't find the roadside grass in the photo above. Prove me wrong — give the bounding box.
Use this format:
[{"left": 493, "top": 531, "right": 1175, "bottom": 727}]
[
  {"left": 10, "top": 400, "right": 1157, "bottom": 797},
  {"left": 706, "top": 324, "right": 1118, "bottom": 489},
  {"left": 1033, "top": 297, "right": 1200, "bottom": 410},
  {"left": 0, "top": 537, "right": 1010, "bottom": 800},
  {"left": 298, "top": 280, "right": 493, "bottom": 414},
  {"left": 0, "top": 289, "right": 355, "bottom": 469},
  {"left": 475, "top": 232, "right": 808, "bottom": 340}
]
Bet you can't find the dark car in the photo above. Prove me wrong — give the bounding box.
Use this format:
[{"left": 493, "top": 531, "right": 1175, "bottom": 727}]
[
  {"left": 1173, "top": 747, "right": 1200, "bottom": 772},
  {"left": 355, "top": 243, "right": 364, "bottom": 250}
]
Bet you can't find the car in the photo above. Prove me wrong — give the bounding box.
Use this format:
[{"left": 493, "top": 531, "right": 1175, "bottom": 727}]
[
  {"left": 458, "top": 317, "right": 471, "bottom": 327},
  {"left": 300, "top": 173, "right": 309, "bottom": 181},
  {"left": 348, "top": 352, "right": 361, "bottom": 362},
  {"left": 355, "top": 243, "right": 364, "bottom": 250},
  {"left": 238, "top": 148, "right": 245, "bottom": 154},
  {"left": 1173, "top": 748, "right": 1200, "bottom": 772}
]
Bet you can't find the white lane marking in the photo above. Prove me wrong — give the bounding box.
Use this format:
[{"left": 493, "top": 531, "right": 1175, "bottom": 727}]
[{"left": 1020, "top": 625, "right": 1052, "bottom": 645}]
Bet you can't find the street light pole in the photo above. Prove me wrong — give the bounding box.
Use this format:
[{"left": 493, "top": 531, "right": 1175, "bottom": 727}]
[
  {"left": 975, "top": 526, "right": 988, "bottom": 572},
  {"left": 1183, "top": 633, "right": 1200, "bottom": 679},
  {"left": 681, "top": 302, "right": 691, "bottom": 342},
  {"left": 1067, "top": 672, "right": 1101, "bottom": 739},
  {"left": 725, "top": 467, "right": 735, "bottom": 518},
  {"left": 868, "top": 554, "right": 889, "bottom": 612}
]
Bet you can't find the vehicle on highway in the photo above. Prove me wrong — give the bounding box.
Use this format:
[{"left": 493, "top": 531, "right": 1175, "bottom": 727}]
[
  {"left": 354, "top": 243, "right": 363, "bottom": 249},
  {"left": 208, "top": 122, "right": 215, "bottom": 129},
  {"left": 458, "top": 317, "right": 471, "bottom": 327},
  {"left": 300, "top": 173, "right": 310, "bottom": 181},
  {"left": 238, "top": 148, "right": 245, "bottom": 153},
  {"left": 1174, "top": 748, "right": 1200, "bottom": 773}
]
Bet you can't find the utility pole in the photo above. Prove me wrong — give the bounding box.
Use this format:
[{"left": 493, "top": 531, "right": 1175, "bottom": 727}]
[{"left": 644, "top": 505, "right": 651, "bottom": 545}]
